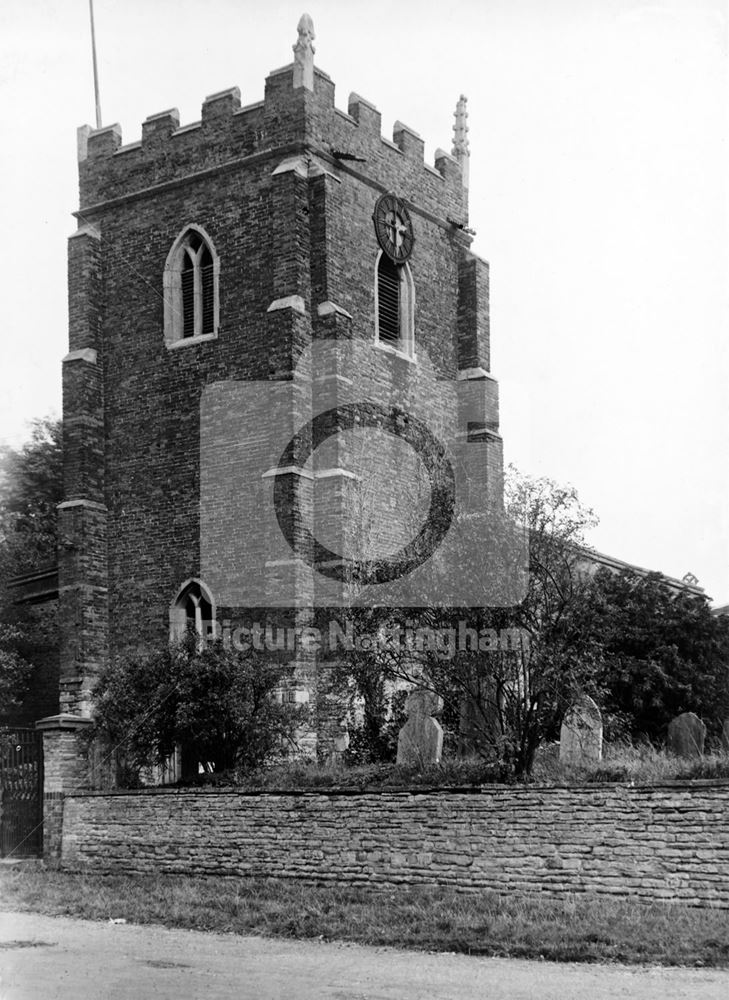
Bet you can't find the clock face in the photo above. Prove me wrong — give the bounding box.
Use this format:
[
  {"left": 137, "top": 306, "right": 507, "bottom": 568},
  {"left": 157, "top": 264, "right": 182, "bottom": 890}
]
[{"left": 373, "top": 194, "right": 414, "bottom": 264}]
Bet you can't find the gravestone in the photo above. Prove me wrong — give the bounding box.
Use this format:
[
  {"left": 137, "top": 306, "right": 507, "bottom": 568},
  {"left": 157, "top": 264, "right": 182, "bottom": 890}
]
[
  {"left": 559, "top": 695, "right": 603, "bottom": 767},
  {"left": 328, "top": 722, "right": 350, "bottom": 767},
  {"left": 667, "top": 712, "right": 706, "bottom": 758},
  {"left": 721, "top": 719, "right": 729, "bottom": 754},
  {"left": 397, "top": 689, "right": 443, "bottom": 766}
]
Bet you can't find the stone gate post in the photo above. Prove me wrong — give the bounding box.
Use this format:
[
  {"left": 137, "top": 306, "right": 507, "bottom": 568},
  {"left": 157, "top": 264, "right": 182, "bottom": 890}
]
[{"left": 36, "top": 714, "right": 94, "bottom": 861}]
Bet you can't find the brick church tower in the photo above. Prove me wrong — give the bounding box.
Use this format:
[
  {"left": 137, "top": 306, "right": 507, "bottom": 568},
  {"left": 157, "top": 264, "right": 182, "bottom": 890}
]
[{"left": 58, "top": 15, "right": 504, "bottom": 760}]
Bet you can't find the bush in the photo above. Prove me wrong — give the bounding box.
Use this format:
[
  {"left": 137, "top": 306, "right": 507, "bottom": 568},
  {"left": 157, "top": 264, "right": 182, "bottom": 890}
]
[{"left": 94, "top": 635, "right": 306, "bottom": 782}]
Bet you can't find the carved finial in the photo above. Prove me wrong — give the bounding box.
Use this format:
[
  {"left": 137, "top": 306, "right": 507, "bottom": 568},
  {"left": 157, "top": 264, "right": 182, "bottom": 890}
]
[
  {"left": 293, "top": 13, "right": 316, "bottom": 91},
  {"left": 452, "top": 94, "right": 470, "bottom": 189}
]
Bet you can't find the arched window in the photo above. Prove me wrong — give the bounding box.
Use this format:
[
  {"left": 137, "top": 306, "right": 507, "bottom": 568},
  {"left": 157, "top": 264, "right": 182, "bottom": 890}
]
[
  {"left": 169, "top": 579, "right": 216, "bottom": 643},
  {"left": 164, "top": 226, "right": 220, "bottom": 347},
  {"left": 375, "top": 251, "right": 414, "bottom": 357}
]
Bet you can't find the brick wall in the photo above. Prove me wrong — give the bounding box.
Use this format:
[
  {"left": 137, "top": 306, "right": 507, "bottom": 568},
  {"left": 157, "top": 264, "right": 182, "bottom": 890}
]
[{"left": 60, "top": 782, "right": 729, "bottom": 907}]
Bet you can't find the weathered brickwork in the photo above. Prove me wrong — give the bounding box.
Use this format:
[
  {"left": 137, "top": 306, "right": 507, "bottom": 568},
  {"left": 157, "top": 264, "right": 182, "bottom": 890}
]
[
  {"left": 38, "top": 720, "right": 94, "bottom": 858},
  {"left": 61, "top": 48, "right": 501, "bottom": 754},
  {"left": 61, "top": 783, "right": 729, "bottom": 908}
]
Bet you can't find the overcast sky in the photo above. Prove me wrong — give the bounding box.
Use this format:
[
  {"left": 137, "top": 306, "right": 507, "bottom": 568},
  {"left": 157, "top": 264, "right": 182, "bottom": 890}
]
[{"left": 1, "top": 0, "right": 727, "bottom": 602}]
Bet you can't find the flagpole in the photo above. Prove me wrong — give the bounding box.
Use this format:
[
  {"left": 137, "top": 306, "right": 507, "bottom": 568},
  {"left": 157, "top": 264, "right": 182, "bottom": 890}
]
[{"left": 89, "top": 0, "right": 102, "bottom": 129}]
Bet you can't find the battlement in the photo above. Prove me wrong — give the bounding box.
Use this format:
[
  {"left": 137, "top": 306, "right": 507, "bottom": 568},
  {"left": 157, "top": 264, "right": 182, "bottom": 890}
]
[{"left": 77, "top": 37, "right": 469, "bottom": 224}]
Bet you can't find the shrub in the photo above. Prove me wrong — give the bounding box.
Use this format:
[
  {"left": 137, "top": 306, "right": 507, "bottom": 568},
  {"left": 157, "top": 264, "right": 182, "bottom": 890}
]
[{"left": 94, "top": 634, "right": 306, "bottom": 782}]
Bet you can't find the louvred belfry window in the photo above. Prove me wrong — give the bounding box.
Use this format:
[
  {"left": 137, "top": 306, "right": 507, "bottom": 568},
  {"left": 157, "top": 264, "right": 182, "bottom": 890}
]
[
  {"left": 377, "top": 254, "right": 401, "bottom": 345},
  {"left": 200, "top": 246, "right": 215, "bottom": 335},
  {"left": 179, "top": 231, "right": 214, "bottom": 338},
  {"left": 375, "top": 252, "right": 415, "bottom": 356},
  {"left": 181, "top": 249, "right": 196, "bottom": 337},
  {"left": 163, "top": 225, "right": 220, "bottom": 347}
]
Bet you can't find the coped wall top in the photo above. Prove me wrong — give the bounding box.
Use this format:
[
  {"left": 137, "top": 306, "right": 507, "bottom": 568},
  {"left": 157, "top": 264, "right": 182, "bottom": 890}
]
[{"left": 76, "top": 14, "right": 470, "bottom": 222}]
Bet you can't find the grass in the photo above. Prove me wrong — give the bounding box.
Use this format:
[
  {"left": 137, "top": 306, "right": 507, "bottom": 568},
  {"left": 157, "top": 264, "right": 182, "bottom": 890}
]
[
  {"left": 178, "top": 746, "right": 729, "bottom": 793},
  {"left": 1, "top": 866, "right": 728, "bottom": 967},
  {"left": 187, "top": 759, "right": 509, "bottom": 791},
  {"left": 531, "top": 743, "right": 729, "bottom": 785}
]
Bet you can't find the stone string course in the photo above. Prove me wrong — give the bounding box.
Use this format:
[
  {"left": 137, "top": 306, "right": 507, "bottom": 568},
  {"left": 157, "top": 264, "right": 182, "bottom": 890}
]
[{"left": 61, "top": 782, "right": 729, "bottom": 907}]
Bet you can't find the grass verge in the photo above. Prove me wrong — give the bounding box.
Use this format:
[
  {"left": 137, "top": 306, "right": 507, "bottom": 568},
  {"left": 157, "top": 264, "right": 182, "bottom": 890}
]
[{"left": 1, "top": 866, "right": 728, "bottom": 967}]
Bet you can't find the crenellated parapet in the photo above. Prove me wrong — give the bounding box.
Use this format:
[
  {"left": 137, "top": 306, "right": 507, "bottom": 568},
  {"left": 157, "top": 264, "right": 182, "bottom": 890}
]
[{"left": 77, "top": 64, "right": 469, "bottom": 225}]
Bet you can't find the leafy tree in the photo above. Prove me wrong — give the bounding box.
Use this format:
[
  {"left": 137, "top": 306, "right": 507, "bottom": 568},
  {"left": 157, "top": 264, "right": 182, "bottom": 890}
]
[
  {"left": 0, "top": 417, "right": 63, "bottom": 568},
  {"left": 401, "top": 468, "right": 602, "bottom": 777},
  {"left": 93, "top": 634, "right": 307, "bottom": 782},
  {"left": 328, "top": 467, "right": 601, "bottom": 777},
  {"left": 0, "top": 625, "right": 33, "bottom": 717},
  {"left": 320, "top": 605, "right": 406, "bottom": 765},
  {"left": 580, "top": 568, "right": 729, "bottom": 745},
  {"left": 0, "top": 417, "right": 63, "bottom": 722}
]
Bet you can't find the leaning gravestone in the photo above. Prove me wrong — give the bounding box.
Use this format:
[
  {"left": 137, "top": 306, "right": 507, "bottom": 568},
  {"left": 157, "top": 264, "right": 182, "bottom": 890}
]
[
  {"left": 397, "top": 689, "right": 443, "bottom": 766},
  {"left": 559, "top": 695, "right": 603, "bottom": 767},
  {"left": 667, "top": 712, "right": 706, "bottom": 758}
]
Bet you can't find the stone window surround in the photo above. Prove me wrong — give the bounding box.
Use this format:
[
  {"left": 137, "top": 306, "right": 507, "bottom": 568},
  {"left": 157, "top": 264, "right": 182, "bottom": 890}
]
[
  {"left": 163, "top": 224, "right": 220, "bottom": 349},
  {"left": 168, "top": 578, "right": 217, "bottom": 643}
]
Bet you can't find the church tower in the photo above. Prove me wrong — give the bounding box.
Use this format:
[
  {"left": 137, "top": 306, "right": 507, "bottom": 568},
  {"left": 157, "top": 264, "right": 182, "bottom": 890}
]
[{"left": 58, "top": 16, "right": 503, "bottom": 759}]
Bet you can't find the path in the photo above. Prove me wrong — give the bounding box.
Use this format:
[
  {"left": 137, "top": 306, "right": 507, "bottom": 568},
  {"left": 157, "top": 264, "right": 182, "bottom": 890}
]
[{"left": 1, "top": 910, "right": 727, "bottom": 999}]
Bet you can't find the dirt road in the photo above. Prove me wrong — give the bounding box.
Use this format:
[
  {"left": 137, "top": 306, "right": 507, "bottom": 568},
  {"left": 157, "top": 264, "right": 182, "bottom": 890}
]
[{"left": 1, "top": 910, "right": 727, "bottom": 999}]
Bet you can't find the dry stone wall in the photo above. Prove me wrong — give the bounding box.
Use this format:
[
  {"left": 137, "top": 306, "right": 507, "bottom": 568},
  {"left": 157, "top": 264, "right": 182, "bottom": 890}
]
[{"left": 60, "top": 782, "right": 729, "bottom": 907}]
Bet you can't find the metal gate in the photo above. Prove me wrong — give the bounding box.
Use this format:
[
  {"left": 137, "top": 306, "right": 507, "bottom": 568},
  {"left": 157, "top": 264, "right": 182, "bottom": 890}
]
[{"left": 0, "top": 728, "right": 43, "bottom": 857}]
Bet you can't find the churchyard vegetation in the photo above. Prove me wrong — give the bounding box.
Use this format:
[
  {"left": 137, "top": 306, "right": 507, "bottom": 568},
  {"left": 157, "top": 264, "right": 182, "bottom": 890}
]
[
  {"left": 414, "top": 469, "right": 603, "bottom": 777},
  {"left": 332, "top": 469, "right": 602, "bottom": 777},
  {"left": 166, "top": 744, "right": 729, "bottom": 791},
  {"left": 93, "top": 635, "right": 306, "bottom": 778},
  {"left": 583, "top": 568, "right": 729, "bottom": 743},
  {"left": 0, "top": 417, "right": 63, "bottom": 567},
  {"left": 0, "top": 624, "right": 33, "bottom": 719},
  {"left": 332, "top": 468, "right": 729, "bottom": 779},
  {"left": 0, "top": 417, "right": 62, "bottom": 721},
  {"left": 2, "top": 420, "right": 728, "bottom": 780},
  {"left": 92, "top": 464, "right": 729, "bottom": 784}
]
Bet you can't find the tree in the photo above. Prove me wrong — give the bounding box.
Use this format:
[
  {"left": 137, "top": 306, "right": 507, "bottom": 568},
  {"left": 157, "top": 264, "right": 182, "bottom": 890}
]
[
  {"left": 401, "top": 467, "right": 602, "bottom": 777},
  {"left": 93, "top": 634, "right": 307, "bottom": 781},
  {"left": 324, "top": 606, "right": 408, "bottom": 765},
  {"left": 0, "top": 417, "right": 63, "bottom": 722},
  {"left": 0, "top": 417, "right": 63, "bottom": 569},
  {"left": 0, "top": 625, "right": 33, "bottom": 717},
  {"left": 328, "top": 466, "right": 601, "bottom": 777},
  {"left": 580, "top": 568, "right": 729, "bottom": 745},
  {"left": 344, "top": 466, "right": 729, "bottom": 772}
]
